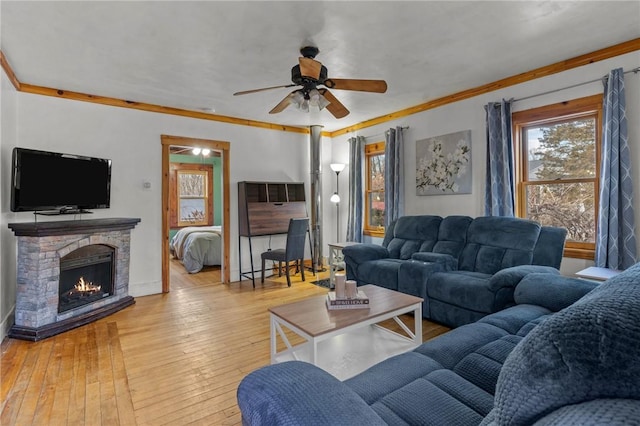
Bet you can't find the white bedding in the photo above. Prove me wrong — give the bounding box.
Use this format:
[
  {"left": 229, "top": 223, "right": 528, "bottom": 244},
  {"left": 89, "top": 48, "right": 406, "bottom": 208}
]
[{"left": 170, "top": 226, "right": 222, "bottom": 273}]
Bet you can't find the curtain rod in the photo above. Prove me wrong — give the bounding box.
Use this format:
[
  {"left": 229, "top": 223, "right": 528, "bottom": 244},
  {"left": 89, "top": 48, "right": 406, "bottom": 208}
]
[
  {"left": 513, "top": 66, "right": 640, "bottom": 103},
  {"left": 357, "top": 126, "right": 410, "bottom": 140}
]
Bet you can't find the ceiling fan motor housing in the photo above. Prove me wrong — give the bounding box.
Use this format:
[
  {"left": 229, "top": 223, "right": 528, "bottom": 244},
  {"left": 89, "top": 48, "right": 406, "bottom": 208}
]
[
  {"left": 291, "top": 64, "right": 328, "bottom": 87},
  {"left": 299, "top": 46, "right": 320, "bottom": 58}
]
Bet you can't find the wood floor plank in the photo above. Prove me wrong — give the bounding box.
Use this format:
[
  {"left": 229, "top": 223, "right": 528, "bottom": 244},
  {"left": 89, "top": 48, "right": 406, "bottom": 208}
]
[
  {"left": 67, "top": 326, "right": 88, "bottom": 425},
  {"left": 0, "top": 260, "right": 450, "bottom": 425},
  {"left": 1, "top": 339, "right": 44, "bottom": 425},
  {"left": 31, "top": 336, "right": 65, "bottom": 425},
  {"left": 49, "top": 336, "right": 76, "bottom": 425}
]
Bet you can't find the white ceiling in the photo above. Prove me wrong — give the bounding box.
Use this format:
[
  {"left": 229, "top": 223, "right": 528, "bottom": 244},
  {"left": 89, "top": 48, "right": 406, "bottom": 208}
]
[{"left": 2, "top": 1, "right": 639, "bottom": 132}]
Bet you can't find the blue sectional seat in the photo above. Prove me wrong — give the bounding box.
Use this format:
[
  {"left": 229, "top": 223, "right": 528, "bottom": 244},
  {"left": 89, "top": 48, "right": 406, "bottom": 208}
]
[
  {"left": 237, "top": 264, "right": 640, "bottom": 425},
  {"left": 343, "top": 215, "right": 566, "bottom": 327}
]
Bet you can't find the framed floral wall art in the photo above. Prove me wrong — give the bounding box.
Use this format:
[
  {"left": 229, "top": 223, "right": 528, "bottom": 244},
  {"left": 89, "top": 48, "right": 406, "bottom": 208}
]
[{"left": 416, "top": 130, "right": 472, "bottom": 195}]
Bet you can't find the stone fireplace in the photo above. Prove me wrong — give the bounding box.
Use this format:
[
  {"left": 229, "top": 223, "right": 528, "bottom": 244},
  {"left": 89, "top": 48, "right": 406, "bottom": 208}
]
[{"left": 7, "top": 218, "right": 140, "bottom": 341}]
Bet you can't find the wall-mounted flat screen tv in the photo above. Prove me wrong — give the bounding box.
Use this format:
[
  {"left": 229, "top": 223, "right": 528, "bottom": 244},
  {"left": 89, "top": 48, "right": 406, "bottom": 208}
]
[{"left": 11, "top": 147, "right": 112, "bottom": 213}]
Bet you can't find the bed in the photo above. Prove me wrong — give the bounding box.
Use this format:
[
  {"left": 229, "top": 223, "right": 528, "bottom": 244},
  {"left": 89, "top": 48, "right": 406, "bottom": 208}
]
[{"left": 170, "top": 226, "right": 222, "bottom": 273}]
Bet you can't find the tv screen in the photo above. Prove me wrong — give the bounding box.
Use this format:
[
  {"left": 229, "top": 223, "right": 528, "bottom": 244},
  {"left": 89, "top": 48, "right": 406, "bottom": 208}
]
[{"left": 11, "top": 147, "right": 112, "bottom": 213}]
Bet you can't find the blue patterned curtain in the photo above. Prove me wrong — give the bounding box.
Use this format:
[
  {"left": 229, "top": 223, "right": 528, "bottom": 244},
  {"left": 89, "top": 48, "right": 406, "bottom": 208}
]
[
  {"left": 596, "top": 68, "right": 637, "bottom": 270},
  {"left": 385, "top": 127, "right": 405, "bottom": 228},
  {"left": 346, "top": 136, "right": 365, "bottom": 242},
  {"left": 484, "top": 100, "right": 515, "bottom": 216}
]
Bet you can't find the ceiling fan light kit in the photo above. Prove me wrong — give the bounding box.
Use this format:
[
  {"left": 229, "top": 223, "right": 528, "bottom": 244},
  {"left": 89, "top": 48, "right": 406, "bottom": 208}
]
[{"left": 234, "top": 46, "right": 387, "bottom": 119}]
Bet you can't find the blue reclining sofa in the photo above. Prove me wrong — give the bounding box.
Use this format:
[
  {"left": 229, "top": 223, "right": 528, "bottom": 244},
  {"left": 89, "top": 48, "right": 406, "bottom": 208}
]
[
  {"left": 237, "top": 264, "right": 640, "bottom": 425},
  {"left": 343, "top": 215, "right": 567, "bottom": 327}
]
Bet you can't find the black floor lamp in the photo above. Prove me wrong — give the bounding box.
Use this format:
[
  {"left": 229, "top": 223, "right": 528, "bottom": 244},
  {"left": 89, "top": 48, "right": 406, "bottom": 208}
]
[{"left": 330, "top": 163, "right": 345, "bottom": 242}]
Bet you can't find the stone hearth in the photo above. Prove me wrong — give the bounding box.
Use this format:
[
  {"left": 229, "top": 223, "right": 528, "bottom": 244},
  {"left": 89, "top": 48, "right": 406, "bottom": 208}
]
[{"left": 7, "top": 218, "right": 141, "bottom": 341}]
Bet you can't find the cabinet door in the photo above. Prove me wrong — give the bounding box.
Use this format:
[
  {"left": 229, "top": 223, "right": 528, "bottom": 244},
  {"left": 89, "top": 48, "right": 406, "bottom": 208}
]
[{"left": 247, "top": 202, "right": 307, "bottom": 235}]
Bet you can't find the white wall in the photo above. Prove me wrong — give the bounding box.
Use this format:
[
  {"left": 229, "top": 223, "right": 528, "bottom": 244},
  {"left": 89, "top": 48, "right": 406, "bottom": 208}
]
[
  {"left": 1, "top": 67, "right": 19, "bottom": 338},
  {"left": 332, "top": 51, "right": 640, "bottom": 276}
]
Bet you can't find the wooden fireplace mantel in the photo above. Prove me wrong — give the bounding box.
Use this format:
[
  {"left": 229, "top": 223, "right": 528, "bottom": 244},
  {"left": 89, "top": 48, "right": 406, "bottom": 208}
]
[{"left": 8, "top": 217, "right": 141, "bottom": 237}]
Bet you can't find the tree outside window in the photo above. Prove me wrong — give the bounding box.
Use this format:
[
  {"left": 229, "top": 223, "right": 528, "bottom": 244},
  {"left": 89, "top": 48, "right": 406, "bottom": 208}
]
[{"left": 513, "top": 94, "right": 602, "bottom": 259}]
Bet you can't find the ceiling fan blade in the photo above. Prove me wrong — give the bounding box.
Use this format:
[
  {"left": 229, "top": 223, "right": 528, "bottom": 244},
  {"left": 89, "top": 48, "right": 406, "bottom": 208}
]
[
  {"left": 324, "top": 78, "right": 387, "bottom": 93},
  {"left": 269, "top": 93, "right": 293, "bottom": 114},
  {"left": 299, "top": 57, "right": 322, "bottom": 80},
  {"left": 319, "top": 89, "right": 349, "bottom": 119},
  {"left": 233, "top": 84, "right": 296, "bottom": 96}
]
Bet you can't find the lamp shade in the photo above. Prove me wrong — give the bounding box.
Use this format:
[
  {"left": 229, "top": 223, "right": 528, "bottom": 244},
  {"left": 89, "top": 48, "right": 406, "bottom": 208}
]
[
  {"left": 330, "top": 193, "right": 340, "bottom": 203},
  {"left": 330, "top": 163, "right": 346, "bottom": 173}
]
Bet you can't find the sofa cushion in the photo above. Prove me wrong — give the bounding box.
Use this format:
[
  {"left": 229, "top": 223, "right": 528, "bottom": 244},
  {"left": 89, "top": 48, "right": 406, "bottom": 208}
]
[
  {"left": 478, "top": 304, "right": 553, "bottom": 335},
  {"left": 237, "top": 361, "right": 387, "bottom": 426},
  {"left": 532, "top": 226, "right": 567, "bottom": 269},
  {"left": 398, "top": 260, "right": 446, "bottom": 317},
  {"left": 485, "top": 263, "right": 640, "bottom": 425},
  {"left": 459, "top": 216, "right": 541, "bottom": 274},
  {"left": 357, "top": 259, "right": 403, "bottom": 289},
  {"left": 533, "top": 399, "right": 640, "bottom": 426},
  {"left": 427, "top": 271, "right": 496, "bottom": 313},
  {"left": 386, "top": 215, "right": 442, "bottom": 259},
  {"left": 370, "top": 371, "right": 491, "bottom": 425},
  {"left": 513, "top": 273, "right": 597, "bottom": 312},
  {"left": 453, "top": 335, "right": 523, "bottom": 395},
  {"left": 432, "top": 215, "right": 473, "bottom": 259},
  {"left": 345, "top": 352, "right": 444, "bottom": 404}
]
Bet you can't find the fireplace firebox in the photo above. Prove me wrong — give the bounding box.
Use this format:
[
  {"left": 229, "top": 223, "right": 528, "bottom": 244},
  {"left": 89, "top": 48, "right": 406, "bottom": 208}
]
[{"left": 59, "top": 245, "right": 115, "bottom": 313}]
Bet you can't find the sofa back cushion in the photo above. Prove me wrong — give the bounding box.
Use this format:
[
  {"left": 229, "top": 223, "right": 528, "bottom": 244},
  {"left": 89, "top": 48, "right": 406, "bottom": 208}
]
[
  {"left": 386, "top": 215, "right": 442, "bottom": 259},
  {"left": 432, "top": 215, "right": 473, "bottom": 260},
  {"left": 532, "top": 226, "right": 567, "bottom": 269},
  {"left": 485, "top": 262, "right": 640, "bottom": 426},
  {"left": 459, "top": 216, "right": 541, "bottom": 274}
]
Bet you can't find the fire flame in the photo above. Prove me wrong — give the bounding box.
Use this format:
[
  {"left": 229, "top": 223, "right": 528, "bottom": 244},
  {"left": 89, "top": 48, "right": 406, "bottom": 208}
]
[{"left": 74, "top": 276, "right": 101, "bottom": 293}]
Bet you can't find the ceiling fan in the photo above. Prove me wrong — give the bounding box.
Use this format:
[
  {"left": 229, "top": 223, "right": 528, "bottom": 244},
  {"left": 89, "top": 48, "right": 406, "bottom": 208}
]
[{"left": 233, "top": 46, "right": 387, "bottom": 119}]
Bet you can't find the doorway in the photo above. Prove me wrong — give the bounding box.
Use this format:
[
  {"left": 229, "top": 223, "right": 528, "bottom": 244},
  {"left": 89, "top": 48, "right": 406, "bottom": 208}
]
[{"left": 161, "top": 135, "right": 231, "bottom": 292}]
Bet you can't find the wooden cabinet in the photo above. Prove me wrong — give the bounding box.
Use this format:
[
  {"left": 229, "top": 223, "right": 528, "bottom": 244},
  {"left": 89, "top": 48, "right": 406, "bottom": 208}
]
[
  {"left": 237, "top": 181, "right": 309, "bottom": 285},
  {"left": 238, "top": 182, "right": 307, "bottom": 236}
]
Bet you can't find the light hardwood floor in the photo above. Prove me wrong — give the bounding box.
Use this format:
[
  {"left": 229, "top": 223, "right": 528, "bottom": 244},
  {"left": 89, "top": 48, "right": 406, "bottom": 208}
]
[{"left": 1, "top": 259, "right": 450, "bottom": 425}]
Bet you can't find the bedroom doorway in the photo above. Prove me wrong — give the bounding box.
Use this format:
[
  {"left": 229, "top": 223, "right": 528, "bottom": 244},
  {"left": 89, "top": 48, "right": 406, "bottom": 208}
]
[{"left": 161, "top": 135, "right": 231, "bottom": 292}]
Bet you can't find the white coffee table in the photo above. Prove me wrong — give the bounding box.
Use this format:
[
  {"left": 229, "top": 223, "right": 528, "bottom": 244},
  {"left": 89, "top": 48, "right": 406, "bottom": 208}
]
[{"left": 268, "top": 284, "right": 423, "bottom": 380}]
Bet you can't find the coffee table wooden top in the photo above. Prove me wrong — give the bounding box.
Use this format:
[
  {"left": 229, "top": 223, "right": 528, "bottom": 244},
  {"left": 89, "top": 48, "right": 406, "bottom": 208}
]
[{"left": 268, "top": 285, "right": 422, "bottom": 338}]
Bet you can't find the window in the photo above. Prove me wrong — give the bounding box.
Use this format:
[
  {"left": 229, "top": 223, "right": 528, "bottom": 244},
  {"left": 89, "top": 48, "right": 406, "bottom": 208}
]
[
  {"left": 364, "top": 142, "right": 385, "bottom": 237},
  {"left": 512, "top": 94, "right": 602, "bottom": 259},
  {"left": 169, "top": 163, "right": 214, "bottom": 228}
]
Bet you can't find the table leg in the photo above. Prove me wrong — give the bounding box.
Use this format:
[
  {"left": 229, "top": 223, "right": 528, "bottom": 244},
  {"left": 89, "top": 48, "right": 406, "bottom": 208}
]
[
  {"left": 329, "top": 246, "right": 336, "bottom": 287},
  {"left": 270, "top": 315, "right": 276, "bottom": 364},
  {"left": 415, "top": 305, "right": 423, "bottom": 345},
  {"left": 310, "top": 338, "right": 318, "bottom": 365}
]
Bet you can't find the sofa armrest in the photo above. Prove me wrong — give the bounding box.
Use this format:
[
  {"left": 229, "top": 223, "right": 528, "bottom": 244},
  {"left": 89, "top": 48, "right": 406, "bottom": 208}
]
[
  {"left": 487, "top": 265, "right": 560, "bottom": 292},
  {"left": 411, "top": 252, "right": 458, "bottom": 270},
  {"left": 237, "top": 361, "right": 386, "bottom": 426},
  {"left": 342, "top": 243, "right": 390, "bottom": 264},
  {"left": 514, "top": 273, "right": 597, "bottom": 312}
]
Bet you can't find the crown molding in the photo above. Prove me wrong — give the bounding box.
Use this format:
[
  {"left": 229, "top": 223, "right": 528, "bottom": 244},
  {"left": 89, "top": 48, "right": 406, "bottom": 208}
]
[{"left": 2, "top": 37, "right": 639, "bottom": 139}]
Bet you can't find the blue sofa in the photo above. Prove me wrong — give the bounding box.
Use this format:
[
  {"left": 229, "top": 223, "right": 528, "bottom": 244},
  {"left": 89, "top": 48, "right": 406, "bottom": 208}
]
[
  {"left": 237, "top": 264, "right": 640, "bottom": 425},
  {"left": 343, "top": 215, "right": 567, "bottom": 327}
]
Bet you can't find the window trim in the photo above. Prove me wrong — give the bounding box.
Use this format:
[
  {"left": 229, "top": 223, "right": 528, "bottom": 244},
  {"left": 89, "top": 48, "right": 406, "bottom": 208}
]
[
  {"left": 512, "top": 94, "right": 603, "bottom": 260},
  {"left": 364, "top": 141, "right": 386, "bottom": 238}
]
